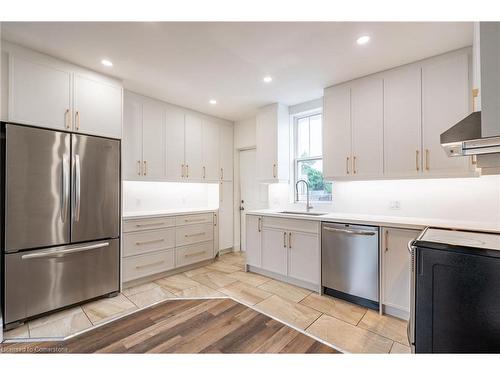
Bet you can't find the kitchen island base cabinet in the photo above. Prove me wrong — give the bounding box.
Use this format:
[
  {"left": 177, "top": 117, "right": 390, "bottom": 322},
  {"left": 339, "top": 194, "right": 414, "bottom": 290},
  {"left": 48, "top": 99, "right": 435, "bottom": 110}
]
[{"left": 245, "top": 215, "right": 320, "bottom": 292}]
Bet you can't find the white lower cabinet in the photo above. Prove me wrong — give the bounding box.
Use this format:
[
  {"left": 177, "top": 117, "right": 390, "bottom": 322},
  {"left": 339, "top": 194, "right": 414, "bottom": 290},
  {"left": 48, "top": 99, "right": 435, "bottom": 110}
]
[
  {"left": 246, "top": 215, "right": 320, "bottom": 291},
  {"left": 381, "top": 227, "right": 420, "bottom": 319},
  {"left": 122, "top": 211, "right": 216, "bottom": 284}
]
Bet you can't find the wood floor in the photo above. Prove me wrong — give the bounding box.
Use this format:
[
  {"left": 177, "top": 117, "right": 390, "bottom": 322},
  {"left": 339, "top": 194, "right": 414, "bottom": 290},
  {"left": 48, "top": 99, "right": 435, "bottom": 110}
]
[{"left": 0, "top": 298, "right": 339, "bottom": 354}]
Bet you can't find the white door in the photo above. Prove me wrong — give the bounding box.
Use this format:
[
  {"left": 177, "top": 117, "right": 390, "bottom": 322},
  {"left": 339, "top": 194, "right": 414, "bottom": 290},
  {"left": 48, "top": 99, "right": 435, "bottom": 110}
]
[
  {"left": 323, "top": 85, "right": 351, "bottom": 179},
  {"left": 219, "top": 124, "right": 234, "bottom": 181},
  {"left": 239, "top": 149, "right": 267, "bottom": 251},
  {"left": 382, "top": 228, "right": 420, "bottom": 316},
  {"left": 218, "top": 181, "right": 234, "bottom": 251},
  {"left": 184, "top": 113, "right": 203, "bottom": 180},
  {"left": 256, "top": 105, "right": 277, "bottom": 181},
  {"left": 261, "top": 227, "right": 287, "bottom": 276},
  {"left": 9, "top": 55, "right": 72, "bottom": 131},
  {"left": 246, "top": 215, "right": 261, "bottom": 267},
  {"left": 287, "top": 231, "right": 319, "bottom": 285},
  {"left": 351, "top": 77, "right": 384, "bottom": 177},
  {"left": 123, "top": 92, "right": 143, "bottom": 179},
  {"left": 73, "top": 74, "right": 122, "bottom": 139},
  {"left": 422, "top": 52, "right": 471, "bottom": 175},
  {"left": 384, "top": 65, "right": 423, "bottom": 177},
  {"left": 202, "top": 119, "right": 220, "bottom": 181},
  {"left": 142, "top": 100, "right": 165, "bottom": 179},
  {"left": 165, "top": 105, "right": 185, "bottom": 181}
]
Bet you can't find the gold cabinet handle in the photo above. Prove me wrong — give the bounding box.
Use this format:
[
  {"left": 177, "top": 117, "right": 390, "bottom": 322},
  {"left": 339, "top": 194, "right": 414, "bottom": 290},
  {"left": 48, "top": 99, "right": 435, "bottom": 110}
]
[
  {"left": 283, "top": 232, "right": 287, "bottom": 248},
  {"left": 288, "top": 232, "right": 292, "bottom": 249},
  {"left": 220, "top": 182, "right": 223, "bottom": 203},
  {"left": 220, "top": 168, "right": 224, "bottom": 180},
  {"left": 472, "top": 155, "right": 478, "bottom": 166},
  {"left": 135, "top": 222, "right": 165, "bottom": 228},
  {"left": 472, "top": 88, "right": 479, "bottom": 112},
  {"left": 185, "top": 250, "right": 207, "bottom": 258},
  {"left": 137, "top": 160, "right": 141, "bottom": 176},
  {"left": 425, "top": 149, "right": 430, "bottom": 171},
  {"left": 202, "top": 166, "right": 206, "bottom": 179},
  {"left": 353, "top": 156, "right": 357, "bottom": 175},
  {"left": 186, "top": 164, "right": 189, "bottom": 178},
  {"left": 184, "top": 232, "right": 206, "bottom": 238},
  {"left": 143, "top": 160, "right": 147, "bottom": 176},
  {"left": 384, "top": 230, "right": 389, "bottom": 252},
  {"left": 135, "top": 260, "right": 164, "bottom": 270},
  {"left": 135, "top": 238, "right": 165, "bottom": 246},
  {"left": 258, "top": 217, "right": 262, "bottom": 232},
  {"left": 184, "top": 218, "right": 205, "bottom": 223},
  {"left": 416, "top": 150, "right": 420, "bottom": 171},
  {"left": 75, "top": 111, "right": 80, "bottom": 130},
  {"left": 273, "top": 163, "right": 277, "bottom": 178},
  {"left": 214, "top": 213, "right": 217, "bottom": 227},
  {"left": 65, "top": 109, "right": 71, "bottom": 129},
  {"left": 346, "top": 156, "right": 350, "bottom": 175},
  {"left": 181, "top": 164, "right": 185, "bottom": 178}
]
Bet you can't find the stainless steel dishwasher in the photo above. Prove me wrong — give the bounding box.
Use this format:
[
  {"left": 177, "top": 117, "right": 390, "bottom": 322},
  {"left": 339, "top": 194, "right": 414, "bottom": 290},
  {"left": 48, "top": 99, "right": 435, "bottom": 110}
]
[{"left": 322, "top": 222, "right": 379, "bottom": 309}]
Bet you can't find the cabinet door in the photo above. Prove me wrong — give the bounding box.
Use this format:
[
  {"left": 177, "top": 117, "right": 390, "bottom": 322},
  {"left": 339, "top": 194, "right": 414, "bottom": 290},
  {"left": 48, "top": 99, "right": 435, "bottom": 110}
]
[
  {"left": 256, "top": 105, "right": 278, "bottom": 182},
  {"left": 202, "top": 119, "right": 220, "bottom": 181},
  {"left": 323, "top": 85, "right": 351, "bottom": 179},
  {"left": 142, "top": 100, "right": 166, "bottom": 179},
  {"left": 384, "top": 65, "right": 422, "bottom": 177},
  {"left": 351, "top": 77, "right": 384, "bottom": 177},
  {"left": 382, "top": 228, "right": 419, "bottom": 314},
  {"left": 219, "top": 124, "right": 234, "bottom": 181},
  {"left": 422, "top": 52, "right": 471, "bottom": 175},
  {"left": 218, "top": 181, "right": 234, "bottom": 251},
  {"left": 261, "top": 228, "right": 287, "bottom": 276},
  {"left": 73, "top": 74, "right": 122, "bottom": 139},
  {"left": 185, "top": 113, "right": 203, "bottom": 180},
  {"left": 9, "top": 55, "right": 72, "bottom": 131},
  {"left": 123, "top": 92, "right": 144, "bottom": 180},
  {"left": 287, "top": 231, "right": 319, "bottom": 285},
  {"left": 245, "top": 215, "right": 261, "bottom": 267},
  {"left": 165, "top": 105, "right": 186, "bottom": 181}
]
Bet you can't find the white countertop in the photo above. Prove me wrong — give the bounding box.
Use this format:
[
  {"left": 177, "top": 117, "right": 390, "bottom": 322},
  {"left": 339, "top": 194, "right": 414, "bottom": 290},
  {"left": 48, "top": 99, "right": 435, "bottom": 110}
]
[
  {"left": 123, "top": 207, "right": 218, "bottom": 220},
  {"left": 247, "top": 209, "right": 500, "bottom": 233}
]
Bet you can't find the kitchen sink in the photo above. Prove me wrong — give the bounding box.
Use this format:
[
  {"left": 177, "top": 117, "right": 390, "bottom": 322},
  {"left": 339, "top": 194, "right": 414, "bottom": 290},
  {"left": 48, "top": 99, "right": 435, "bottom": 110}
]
[{"left": 278, "top": 211, "right": 328, "bottom": 216}]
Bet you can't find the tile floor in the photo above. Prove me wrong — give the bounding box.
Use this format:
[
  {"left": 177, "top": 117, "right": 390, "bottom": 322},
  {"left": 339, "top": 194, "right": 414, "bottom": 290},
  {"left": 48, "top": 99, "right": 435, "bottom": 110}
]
[{"left": 2, "top": 251, "right": 411, "bottom": 354}]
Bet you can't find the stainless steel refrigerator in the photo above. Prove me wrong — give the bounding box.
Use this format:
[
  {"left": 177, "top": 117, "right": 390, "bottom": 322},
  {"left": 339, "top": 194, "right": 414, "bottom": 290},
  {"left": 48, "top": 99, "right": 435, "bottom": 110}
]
[{"left": 2, "top": 123, "right": 120, "bottom": 329}]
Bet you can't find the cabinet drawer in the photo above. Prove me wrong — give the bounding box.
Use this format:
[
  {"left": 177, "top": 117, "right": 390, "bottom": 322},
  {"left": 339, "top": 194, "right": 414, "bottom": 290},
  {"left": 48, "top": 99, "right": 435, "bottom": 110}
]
[
  {"left": 123, "top": 217, "right": 176, "bottom": 233},
  {"left": 175, "top": 213, "right": 213, "bottom": 226},
  {"left": 123, "top": 228, "right": 175, "bottom": 257},
  {"left": 176, "top": 223, "right": 214, "bottom": 246},
  {"left": 176, "top": 241, "right": 214, "bottom": 268},
  {"left": 123, "top": 249, "right": 175, "bottom": 282},
  {"left": 262, "top": 217, "right": 319, "bottom": 234}
]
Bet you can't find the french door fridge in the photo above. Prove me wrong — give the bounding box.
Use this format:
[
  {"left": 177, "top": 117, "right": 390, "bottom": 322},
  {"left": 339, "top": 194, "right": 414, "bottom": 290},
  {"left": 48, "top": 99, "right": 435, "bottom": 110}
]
[{"left": 2, "top": 123, "right": 120, "bottom": 328}]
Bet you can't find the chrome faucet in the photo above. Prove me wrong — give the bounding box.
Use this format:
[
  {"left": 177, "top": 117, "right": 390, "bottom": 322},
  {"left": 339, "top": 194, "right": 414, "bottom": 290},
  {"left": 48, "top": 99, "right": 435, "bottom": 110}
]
[{"left": 295, "top": 179, "right": 313, "bottom": 212}]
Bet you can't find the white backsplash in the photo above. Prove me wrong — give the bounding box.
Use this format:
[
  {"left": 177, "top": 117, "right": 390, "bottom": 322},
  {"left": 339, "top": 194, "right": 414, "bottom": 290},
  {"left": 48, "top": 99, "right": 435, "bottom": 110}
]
[
  {"left": 268, "top": 175, "right": 500, "bottom": 223},
  {"left": 123, "top": 181, "right": 219, "bottom": 213}
]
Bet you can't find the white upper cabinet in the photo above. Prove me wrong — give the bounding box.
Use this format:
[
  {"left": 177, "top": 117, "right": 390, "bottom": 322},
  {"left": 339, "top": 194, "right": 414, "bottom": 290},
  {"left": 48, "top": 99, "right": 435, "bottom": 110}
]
[
  {"left": 219, "top": 124, "right": 234, "bottom": 181},
  {"left": 73, "top": 73, "right": 122, "bottom": 139},
  {"left": 7, "top": 45, "right": 122, "bottom": 139},
  {"left": 9, "top": 55, "right": 72, "bottom": 131},
  {"left": 384, "top": 65, "right": 422, "bottom": 177},
  {"left": 323, "top": 84, "right": 351, "bottom": 179},
  {"left": 202, "top": 119, "right": 220, "bottom": 181},
  {"left": 184, "top": 113, "right": 204, "bottom": 180},
  {"left": 256, "top": 103, "right": 290, "bottom": 182},
  {"left": 165, "top": 105, "right": 186, "bottom": 181},
  {"left": 351, "top": 77, "right": 384, "bottom": 178},
  {"left": 123, "top": 91, "right": 144, "bottom": 180},
  {"left": 141, "top": 100, "right": 166, "bottom": 179},
  {"left": 422, "top": 52, "right": 471, "bottom": 176}
]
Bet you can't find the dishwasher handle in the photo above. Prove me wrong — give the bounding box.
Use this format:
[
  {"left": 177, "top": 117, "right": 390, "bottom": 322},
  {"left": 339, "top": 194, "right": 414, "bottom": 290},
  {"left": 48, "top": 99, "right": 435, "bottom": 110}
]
[{"left": 323, "top": 226, "right": 377, "bottom": 236}]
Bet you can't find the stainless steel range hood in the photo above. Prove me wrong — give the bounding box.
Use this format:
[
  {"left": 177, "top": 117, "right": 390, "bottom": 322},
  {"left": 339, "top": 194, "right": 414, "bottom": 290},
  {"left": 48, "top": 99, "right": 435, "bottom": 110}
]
[{"left": 440, "top": 111, "right": 500, "bottom": 157}]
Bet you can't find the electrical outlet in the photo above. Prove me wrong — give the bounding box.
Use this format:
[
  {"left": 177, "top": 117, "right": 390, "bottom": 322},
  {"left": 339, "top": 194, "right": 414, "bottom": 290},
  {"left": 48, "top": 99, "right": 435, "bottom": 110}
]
[{"left": 389, "top": 200, "right": 401, "bottom": 210}]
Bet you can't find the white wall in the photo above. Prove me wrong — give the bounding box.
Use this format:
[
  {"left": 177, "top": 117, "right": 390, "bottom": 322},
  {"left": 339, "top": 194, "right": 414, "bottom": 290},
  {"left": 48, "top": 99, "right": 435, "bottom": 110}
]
[{"left": 123, "top": 181, "right": 219, "bottom": 214}]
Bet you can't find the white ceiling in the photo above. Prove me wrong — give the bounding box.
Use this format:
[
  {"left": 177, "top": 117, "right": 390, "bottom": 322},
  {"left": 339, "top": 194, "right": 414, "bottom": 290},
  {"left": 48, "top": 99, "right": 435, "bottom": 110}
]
[{"left": 1, "top": 22, "right": 473, "bottom": 121}]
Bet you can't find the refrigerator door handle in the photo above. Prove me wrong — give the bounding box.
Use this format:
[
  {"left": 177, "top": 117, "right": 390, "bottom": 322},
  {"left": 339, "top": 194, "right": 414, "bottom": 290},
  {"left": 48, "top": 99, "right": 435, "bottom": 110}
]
[
  {"left": 74, "top": 154, "right": 81, "bottom": 222},
  {"left": 61, "top": 155, "right": 70, "bottom": 223},
  {"left": 21, "top": 242, "right": 110, "bottom": 260}
]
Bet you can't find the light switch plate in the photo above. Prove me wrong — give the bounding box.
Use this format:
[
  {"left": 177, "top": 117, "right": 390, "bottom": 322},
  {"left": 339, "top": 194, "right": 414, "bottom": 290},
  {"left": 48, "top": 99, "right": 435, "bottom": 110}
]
[{"left": 389, "top": 200, "right": 401, "bottom": 210}]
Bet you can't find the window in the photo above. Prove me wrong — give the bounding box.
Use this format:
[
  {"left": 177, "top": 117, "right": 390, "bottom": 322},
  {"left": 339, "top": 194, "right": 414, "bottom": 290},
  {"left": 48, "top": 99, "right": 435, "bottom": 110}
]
[{"left": 294, "top": 112, "right": 332, "bottom": 202}]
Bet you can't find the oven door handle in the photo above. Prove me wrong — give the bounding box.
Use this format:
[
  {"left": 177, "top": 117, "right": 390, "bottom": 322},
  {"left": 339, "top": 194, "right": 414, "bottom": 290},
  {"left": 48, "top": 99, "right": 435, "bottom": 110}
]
[
  {"left": 407, "top": 239, "right": 416, "bottom": 350},
  {"left": 323, "top": 226, "right": 376, "bottom": 236},
  {"left": 21, "top": 242, "right": 110, "bottom": 260}
]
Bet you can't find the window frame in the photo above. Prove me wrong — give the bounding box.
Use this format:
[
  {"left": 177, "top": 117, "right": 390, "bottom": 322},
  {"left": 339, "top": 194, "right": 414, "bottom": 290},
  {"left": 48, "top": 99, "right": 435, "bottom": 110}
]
[{"left": 292, "top": 110, "right": 331, "bottom": 203}]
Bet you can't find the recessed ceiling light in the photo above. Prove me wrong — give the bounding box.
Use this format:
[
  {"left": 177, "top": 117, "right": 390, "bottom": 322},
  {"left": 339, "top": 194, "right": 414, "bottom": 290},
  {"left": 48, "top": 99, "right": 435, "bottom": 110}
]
[
  {"left": 209, "top": 99, "right": 217, "bottom": 105},
  {"left": 263, "top": 76, "right": 273, "bottom": 83},
  {"left": 356, "top": 35, "right": 371, "bottom": 45},
  {"left": 101, "top": 59, "right": 113, "bottom": 67}
]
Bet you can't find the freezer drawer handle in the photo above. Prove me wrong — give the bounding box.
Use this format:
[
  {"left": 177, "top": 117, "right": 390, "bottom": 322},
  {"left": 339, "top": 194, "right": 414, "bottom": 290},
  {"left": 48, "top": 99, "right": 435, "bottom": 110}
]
[
  {"left": 323, "top": 227, "right": 376, "bottom": 236},
  {"left": 21, "top": 242, "right": 110, "bottom": 260}
]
